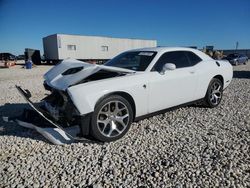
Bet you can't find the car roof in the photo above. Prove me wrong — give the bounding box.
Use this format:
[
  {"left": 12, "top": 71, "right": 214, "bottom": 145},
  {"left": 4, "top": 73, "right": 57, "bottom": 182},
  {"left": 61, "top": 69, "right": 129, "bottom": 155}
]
[
  {"left": 130, "top": 47, "right": 199, "bottom": 53},
  {"left": 129, "top": 47, "right": 213, "bottom": 61}
]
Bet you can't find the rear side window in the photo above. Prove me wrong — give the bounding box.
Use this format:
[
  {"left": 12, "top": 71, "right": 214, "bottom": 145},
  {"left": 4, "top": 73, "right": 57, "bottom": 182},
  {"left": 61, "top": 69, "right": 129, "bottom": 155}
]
[
  {"left": 153, "top": 51, "right": 190, "bottom": 72},
  {"left": 185, "top": 51, "right": 202, "bottom": 66}
]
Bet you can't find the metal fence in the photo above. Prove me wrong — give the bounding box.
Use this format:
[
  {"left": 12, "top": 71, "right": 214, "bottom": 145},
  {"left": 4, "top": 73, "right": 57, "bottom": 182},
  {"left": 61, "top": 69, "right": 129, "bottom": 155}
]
[{"left": 221, "top": 49, "right": 250, "bottom": 58}]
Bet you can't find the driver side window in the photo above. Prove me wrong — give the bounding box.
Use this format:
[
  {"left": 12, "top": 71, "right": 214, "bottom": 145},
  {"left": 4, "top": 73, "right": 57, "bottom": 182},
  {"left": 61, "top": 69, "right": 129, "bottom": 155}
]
[{"left": 152, "top": 51, "right": 190, "bottom": 72}]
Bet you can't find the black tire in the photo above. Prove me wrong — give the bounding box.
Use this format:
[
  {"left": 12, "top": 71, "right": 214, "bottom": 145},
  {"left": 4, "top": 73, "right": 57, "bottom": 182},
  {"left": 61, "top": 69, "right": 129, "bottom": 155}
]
[
  {"left": 204, "top": 78, "right": 223, "bottom": 108},
  {"left": 91, "top": 95, "right": 133, "bottom": 142}
]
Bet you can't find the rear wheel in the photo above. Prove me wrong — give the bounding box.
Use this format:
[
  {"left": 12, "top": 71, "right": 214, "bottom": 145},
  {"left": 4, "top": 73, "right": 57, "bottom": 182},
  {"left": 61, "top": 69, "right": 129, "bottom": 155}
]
[
  {"left": 204, "top": 78, "right": 223, "bottom": 108},
  {"left": 91, "top": 95, "right": 133, "bottom": 142}
]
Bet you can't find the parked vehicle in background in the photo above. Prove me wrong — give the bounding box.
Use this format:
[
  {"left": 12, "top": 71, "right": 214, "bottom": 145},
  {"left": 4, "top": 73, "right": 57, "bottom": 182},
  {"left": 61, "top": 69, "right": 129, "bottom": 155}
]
[
  {"left": 17, "top": 55, "right": 25, "bottom": 60},
  {"left": 223, "top": 53, "right": 248, "bottom": 65},
  {"left": 0, "top": 53, "right": 16, "bottom": 61},
  {"left": 0, "top": 53, "right": 16, "bottom": 68}
]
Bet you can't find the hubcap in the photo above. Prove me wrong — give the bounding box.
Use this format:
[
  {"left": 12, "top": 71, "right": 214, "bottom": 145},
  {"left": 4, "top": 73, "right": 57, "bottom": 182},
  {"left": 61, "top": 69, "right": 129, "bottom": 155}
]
[
  {"left": 97, "top": 101, "right": 129, "bottom": 138},
  {"left": 209, "top": 82, "right": 222, "bottom": 105}
]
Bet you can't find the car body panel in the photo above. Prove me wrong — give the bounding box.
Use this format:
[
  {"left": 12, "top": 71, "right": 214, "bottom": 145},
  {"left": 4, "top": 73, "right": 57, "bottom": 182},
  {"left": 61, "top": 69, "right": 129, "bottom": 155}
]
[
  {"left": 193, "top": 60, "right": 233, "bottom": 99},
  {"left": 43, "top": 47, "right": 232, "bottom": 118},
  {"left": 147, "top": 66, "right": 198, "bottom": 113},
  {"left": 44, "top": 58, "right": 135, "bottom": 90},
  {"left": 67, "top": 72, "right": 149, "bottom": 116}
]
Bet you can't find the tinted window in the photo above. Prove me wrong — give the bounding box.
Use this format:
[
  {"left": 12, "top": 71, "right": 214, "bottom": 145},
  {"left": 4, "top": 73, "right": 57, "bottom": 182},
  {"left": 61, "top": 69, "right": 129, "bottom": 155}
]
[
  {"left": 105, "top": 51, "right": 157, "bottom": 71},
  {"left": 185, "top": 51, "right": 202, "bottom": 66},
  {"left": 153, "top": 51, "right": 190, "bottom": 72}
]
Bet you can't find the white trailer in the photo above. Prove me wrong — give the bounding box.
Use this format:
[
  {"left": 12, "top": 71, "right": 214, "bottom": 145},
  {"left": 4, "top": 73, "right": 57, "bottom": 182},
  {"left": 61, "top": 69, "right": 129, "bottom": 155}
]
[{"left": 43, "top": 34, "right": 157, "bottom": 63}]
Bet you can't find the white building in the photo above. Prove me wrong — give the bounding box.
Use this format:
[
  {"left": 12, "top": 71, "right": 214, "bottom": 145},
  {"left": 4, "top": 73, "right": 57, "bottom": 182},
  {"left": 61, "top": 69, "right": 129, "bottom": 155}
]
[{"left": 43, "top": 34, "right": 157, "bottom": 63}]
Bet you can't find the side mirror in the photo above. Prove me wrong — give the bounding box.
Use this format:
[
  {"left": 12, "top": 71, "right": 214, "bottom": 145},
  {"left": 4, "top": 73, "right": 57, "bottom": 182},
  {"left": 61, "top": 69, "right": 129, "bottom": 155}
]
[{"left": 160, "top": 63, "right": 176, "bottom": 74}]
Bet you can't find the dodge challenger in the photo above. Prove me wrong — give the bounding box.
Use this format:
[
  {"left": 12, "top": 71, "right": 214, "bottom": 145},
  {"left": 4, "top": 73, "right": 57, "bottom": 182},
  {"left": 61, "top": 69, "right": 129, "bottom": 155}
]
[{"left": 16, "top": 47, "right": 233, "bottom": 142}]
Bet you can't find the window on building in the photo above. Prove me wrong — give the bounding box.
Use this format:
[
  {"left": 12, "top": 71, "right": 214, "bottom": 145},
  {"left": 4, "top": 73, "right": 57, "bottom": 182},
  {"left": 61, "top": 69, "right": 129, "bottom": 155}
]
[
  {"left": 101, "top": 46, "right": 108, "bottom": 52},
  {"left": 67, "top": 45, "right": 76, "bottom": 51}
]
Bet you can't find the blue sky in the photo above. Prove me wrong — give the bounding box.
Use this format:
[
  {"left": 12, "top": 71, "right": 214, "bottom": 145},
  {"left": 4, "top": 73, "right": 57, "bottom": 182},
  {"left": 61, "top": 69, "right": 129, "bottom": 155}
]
[{"left": 0, "top": 0, "right": 249, "bottom": 55}]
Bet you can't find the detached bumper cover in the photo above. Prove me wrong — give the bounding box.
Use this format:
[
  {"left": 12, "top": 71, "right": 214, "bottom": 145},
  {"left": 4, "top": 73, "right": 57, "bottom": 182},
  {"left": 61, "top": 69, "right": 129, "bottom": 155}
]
[{"left": 15, "top": 85, "right": 90, "bottom": 144}]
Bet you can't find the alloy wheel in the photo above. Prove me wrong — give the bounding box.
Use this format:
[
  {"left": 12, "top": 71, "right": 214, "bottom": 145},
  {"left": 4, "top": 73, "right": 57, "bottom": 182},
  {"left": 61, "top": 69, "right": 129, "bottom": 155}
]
[
  {"left": 209, "top": 81, "right": 222, "bottom": 106},
  {"left": 97, "top": 101, "right": 129, "bottom": 138}
]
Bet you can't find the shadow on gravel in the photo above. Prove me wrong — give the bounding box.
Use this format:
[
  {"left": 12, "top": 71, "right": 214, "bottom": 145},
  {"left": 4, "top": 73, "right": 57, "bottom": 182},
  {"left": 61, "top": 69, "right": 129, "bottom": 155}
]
[
  {"left": 0, "top": 103, "right": 102, "bottom": 145},
  {"left": 0, "top": 103, "right": 48, "bottom": 142},
  {"left": 233, "top": 71, "right": 250, "bottom": 79}
]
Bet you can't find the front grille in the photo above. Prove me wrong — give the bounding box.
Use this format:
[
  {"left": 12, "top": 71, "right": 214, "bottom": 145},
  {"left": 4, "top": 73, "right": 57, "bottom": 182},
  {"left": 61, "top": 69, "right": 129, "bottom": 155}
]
[{"left": 43, "top": 89, "right": 80, "bottom": 126}]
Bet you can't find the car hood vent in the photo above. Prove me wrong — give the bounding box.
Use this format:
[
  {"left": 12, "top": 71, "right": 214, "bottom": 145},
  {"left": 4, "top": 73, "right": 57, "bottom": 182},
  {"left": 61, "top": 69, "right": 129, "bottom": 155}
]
[{"left": 44, "top": 59, "right": 135, "bottom": 91}]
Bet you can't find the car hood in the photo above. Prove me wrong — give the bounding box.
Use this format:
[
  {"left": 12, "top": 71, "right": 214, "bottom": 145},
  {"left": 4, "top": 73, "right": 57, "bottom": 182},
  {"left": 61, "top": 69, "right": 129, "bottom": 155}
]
[{"left": 44, "top": 58, "right": 136, "bottom": 91}]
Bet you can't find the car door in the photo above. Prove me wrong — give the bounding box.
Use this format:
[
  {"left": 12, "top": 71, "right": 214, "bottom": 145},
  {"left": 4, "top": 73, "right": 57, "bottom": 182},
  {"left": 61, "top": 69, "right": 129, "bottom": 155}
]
[
  {"left": 147, "top": 51, "right": 198, "bottom": 113},
  {"left": 238, "top": 55, "right": 242, "bottom": 64},
  {"left": 240, "top": 55, "right": 246, "bottom": 64}
]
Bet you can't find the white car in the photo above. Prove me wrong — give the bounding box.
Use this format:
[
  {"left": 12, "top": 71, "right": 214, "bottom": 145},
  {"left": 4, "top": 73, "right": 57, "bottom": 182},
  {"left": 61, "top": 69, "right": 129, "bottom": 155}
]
[{"left": 17, "top": 47, "right": 233, "bottom": 142}]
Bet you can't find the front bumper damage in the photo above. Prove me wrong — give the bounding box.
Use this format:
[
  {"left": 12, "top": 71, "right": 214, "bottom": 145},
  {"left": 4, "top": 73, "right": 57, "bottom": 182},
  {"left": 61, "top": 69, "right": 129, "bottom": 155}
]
[{"left": 8, "top": 86, "right": 92, "bottom": 145}]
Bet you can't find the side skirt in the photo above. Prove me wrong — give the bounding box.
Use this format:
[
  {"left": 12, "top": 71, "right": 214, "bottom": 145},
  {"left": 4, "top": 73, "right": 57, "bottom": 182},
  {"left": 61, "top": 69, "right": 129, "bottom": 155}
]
[{"left": 134, "top": 98, "right": 204, "bottom": 122}]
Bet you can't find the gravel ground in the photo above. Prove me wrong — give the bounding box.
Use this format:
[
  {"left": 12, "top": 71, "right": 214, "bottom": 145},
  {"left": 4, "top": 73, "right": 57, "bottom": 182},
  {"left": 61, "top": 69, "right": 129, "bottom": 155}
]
[{"left": 0, "top": 62, "right": 249, "bottom": 187}]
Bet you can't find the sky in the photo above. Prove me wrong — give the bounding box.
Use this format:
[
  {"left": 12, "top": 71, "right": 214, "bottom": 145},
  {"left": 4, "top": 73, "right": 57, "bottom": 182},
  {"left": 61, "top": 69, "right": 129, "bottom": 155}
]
[{"left": 0, "top": 0, "right": 249, "bottom": 55}]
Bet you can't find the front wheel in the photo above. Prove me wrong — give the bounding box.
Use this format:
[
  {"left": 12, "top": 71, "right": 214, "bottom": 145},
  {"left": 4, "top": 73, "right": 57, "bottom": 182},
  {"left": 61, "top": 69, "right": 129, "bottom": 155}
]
[
  {"left": 91, "top": 95, "right": 133, "bottom": 142},
  {"left": 204, "top": 78, "right": 223, "bottom": 108}
]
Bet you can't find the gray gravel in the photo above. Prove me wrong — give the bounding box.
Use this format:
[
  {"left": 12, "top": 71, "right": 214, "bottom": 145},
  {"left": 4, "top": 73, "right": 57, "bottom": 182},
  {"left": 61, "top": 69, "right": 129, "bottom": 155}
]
[{"left": 0, "top": 62, "right": 250, "bottom": 187}]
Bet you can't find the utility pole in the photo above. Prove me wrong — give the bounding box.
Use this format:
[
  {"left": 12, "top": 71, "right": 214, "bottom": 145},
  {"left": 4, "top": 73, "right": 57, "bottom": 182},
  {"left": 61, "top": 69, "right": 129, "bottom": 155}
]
[{"left": 236, "top": 41, "right": 239, "bottom": 51}]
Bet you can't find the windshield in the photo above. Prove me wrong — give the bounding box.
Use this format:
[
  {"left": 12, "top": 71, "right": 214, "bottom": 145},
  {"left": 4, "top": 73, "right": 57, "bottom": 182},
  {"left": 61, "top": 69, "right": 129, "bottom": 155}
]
[{"left": 105, "top": 51, "right": 157, "bottom": 71}]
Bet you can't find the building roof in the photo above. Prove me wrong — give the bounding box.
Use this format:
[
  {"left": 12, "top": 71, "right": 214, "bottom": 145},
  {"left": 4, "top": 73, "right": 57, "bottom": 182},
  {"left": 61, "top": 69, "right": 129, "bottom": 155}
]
[{"left": 43, "top": 33, "right": 156, "bottom": 41}]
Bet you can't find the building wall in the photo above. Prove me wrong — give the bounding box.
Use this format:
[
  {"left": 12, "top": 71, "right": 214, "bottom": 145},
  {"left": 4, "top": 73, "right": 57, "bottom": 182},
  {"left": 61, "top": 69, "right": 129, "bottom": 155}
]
[
  {"left": 43, "top": 34, "right": 59, "bottom": 60},
  {"left": 43, "top": 34, "right": 157, "bottom": 60}
]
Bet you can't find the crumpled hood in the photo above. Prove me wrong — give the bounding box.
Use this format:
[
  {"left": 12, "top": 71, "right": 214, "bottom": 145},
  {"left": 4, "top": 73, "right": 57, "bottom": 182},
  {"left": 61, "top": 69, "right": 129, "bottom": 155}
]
[{"left": 44, "top": 58, "right": 135, "bottom": 91}]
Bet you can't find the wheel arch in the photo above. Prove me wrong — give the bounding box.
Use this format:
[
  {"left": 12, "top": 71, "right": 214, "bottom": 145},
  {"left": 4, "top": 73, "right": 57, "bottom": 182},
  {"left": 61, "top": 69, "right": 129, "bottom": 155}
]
[
  {"left": 95, "top": 91, "right": 136, "bottom": 121},
  {"left": 213, "top": 75, "right": 224, "bottom": 88}
]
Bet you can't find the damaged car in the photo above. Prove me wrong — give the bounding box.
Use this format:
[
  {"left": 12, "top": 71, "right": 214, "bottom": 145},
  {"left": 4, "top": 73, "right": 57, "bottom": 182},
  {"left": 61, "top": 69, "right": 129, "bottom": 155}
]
[{"left": 15, "top": 47, "right": 233, "bottom": 143}]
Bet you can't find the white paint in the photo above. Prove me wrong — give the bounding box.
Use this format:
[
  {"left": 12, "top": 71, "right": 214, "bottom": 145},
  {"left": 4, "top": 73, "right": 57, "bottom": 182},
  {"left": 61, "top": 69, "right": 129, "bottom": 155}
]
[
  {"left": 45, "top": 47, "right": 233, "bottom": 118},
  {"left": 16, "top": 119, "right": 79, "bottom": 145},
  {"left": 44, "top": 58, "right": 135, "bottom": 90}
]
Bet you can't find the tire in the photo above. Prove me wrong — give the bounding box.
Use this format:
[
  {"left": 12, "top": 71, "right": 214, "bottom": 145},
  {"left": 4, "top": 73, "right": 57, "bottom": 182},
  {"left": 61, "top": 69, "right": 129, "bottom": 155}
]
[
  {"left": 90, "top": 95, "right": 133, "bottom": 142},
  {"left": 204, "top": 78, "right": 223, "bottom": 108}
]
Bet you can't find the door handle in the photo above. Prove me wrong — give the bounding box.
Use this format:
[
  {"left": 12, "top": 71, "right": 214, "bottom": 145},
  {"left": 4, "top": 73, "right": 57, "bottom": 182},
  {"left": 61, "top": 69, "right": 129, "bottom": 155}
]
[{"left": 190, "top": 71, "right": 195, "bottom": 74}]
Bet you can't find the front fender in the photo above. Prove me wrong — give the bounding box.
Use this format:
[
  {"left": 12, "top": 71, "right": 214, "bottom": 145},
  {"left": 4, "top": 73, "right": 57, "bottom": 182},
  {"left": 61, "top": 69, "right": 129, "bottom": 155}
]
[
  {"left": 67, "top": 84, "right": 111, "bottom": 115},
  {"left": 67, "top": 74, "right": 148, "bottom": 117}
]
